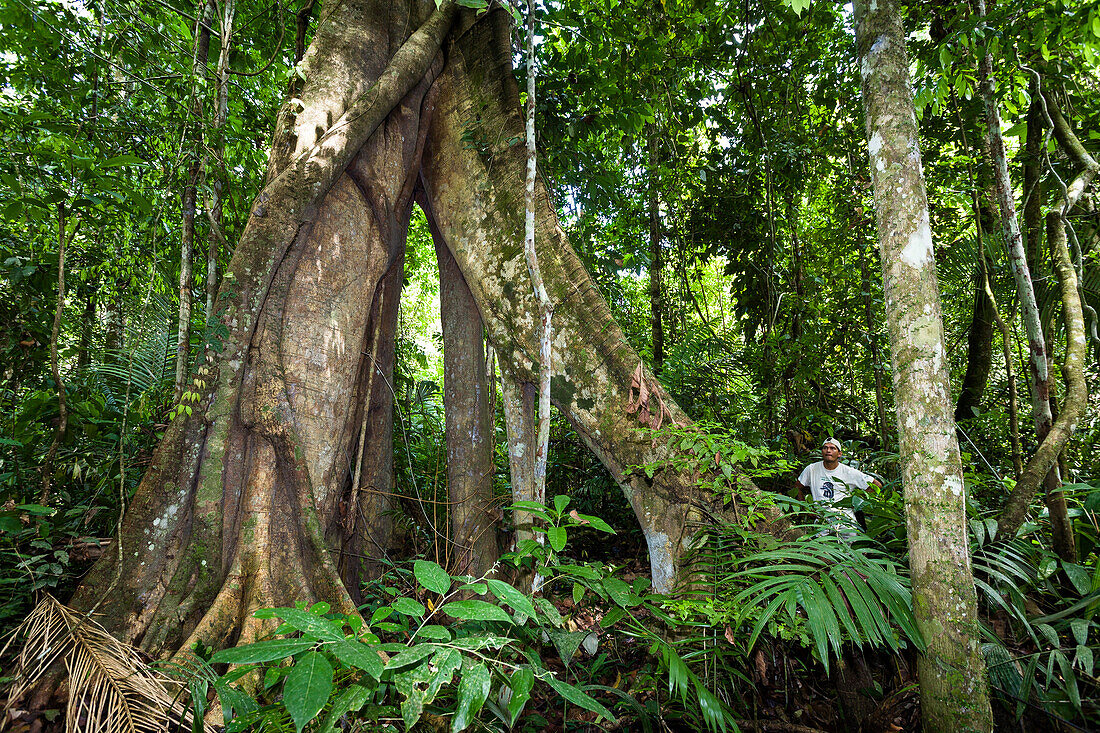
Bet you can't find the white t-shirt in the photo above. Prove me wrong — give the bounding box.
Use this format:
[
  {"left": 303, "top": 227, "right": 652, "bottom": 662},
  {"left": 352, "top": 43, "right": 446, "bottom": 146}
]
[{"left": 797, "top": 461, "right": 875, "bottom": 524}]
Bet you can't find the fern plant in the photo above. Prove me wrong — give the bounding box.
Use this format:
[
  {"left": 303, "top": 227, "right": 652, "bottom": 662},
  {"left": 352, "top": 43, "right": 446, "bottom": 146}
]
[{"left": 687, "top": 515, "right": 924, "bottom": 673}]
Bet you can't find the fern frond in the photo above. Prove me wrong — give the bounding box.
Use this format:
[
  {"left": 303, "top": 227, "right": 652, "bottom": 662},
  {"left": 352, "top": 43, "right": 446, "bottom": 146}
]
[{"left": 4, "top": 595, "right": 209, "bottom": 733}]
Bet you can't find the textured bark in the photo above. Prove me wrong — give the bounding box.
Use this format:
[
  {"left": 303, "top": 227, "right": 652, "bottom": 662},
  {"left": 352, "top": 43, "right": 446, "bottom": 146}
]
[
  {"left": 434, "top": 227, "right": 498, "bottom": 577},
  {"left": 501, "top": 375, "right": 538, "bottom": 548},
  {"left": 854, "top": 1, "right": 992, "bottom": 730},
  {"left": 69, "top": 0, "right": 455, "bottom": 654}
]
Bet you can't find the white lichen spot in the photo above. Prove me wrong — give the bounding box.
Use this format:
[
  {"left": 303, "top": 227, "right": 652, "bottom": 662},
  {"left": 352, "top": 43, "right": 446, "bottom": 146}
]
[
  {"left": 901, "top": 220, "right": 933, "bottom": 269},
  {"left": 868, "top": 132, "right": 884, "bottom": 158},
  {"left": 945, "top": 475, "right": 964, "bottom": 497}
]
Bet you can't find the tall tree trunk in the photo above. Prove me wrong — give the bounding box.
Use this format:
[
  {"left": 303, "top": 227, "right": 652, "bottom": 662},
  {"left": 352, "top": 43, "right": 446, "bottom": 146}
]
[
  {"left": 1000, "top": 90, "right": 1095, "bottom": 552},
  {"left": 41, "top": 205, "right": 72, "bottom": 504},
  {"left": 175, "top": 0, "right": 216, "bottom": 401},
  {"left": 434, "top": 226, "right": 497, "bottom": 577},
  {"left": 854, "top": 1, "right": 993, "bottom": 730},
  {"left": 975, "top": 9, "right": 1056, "bottom": 524},
  {"left": 69, "top": 0, "right": 456, "bottom": 654},
  {"left": 420, "top": 8, "right": 749, "bottom": 593},
  {"left": 523, "top": 0, "right": 553, "bottom": 518},
  {"left": 648, "top": 125, "right": 664, "bottom": 373},
  {"left": 205, "top": 0, "right": 234, "bottom": 330}
]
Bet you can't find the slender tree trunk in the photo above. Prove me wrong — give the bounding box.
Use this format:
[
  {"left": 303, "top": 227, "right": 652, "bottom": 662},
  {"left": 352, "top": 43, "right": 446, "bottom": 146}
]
[
  {"left": 854, "top": 1, "right": 993, "bottom": 729},
  {"left": 205, "top": 0, "right": 234, "bottom": 330},
  {"left": 434, "top": 229, "right": 498, "bottom": 577},
  {"left": 502, "top": 375, "right": 537, "bottom": 548},
  {"left": 648, "top": 125, "right": 664, "bottom": 373},
  {"left": 859, "top": 248, "right": 889, "bottom": 442},
  {"left": 998, "top": 89, "right": 1096, "bottom": 545},
  {"left": 76, "top": 284, "right": 96, "bottom": 372},
  {"left": 523, "top": 0, "right": 553, "bottom": 514},
  {"left": 975, "top": 9, "right": 1054, "bottom": 500},
  {"left": 41, "top": 205, "right": 71, "bottom": 504},
  {"left": 175, "top": 0, "right": 216, "bottom": 401}
]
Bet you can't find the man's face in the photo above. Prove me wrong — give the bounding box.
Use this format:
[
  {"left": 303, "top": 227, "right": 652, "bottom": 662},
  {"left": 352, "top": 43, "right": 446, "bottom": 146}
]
[{"left": 821, "top": 443, "right": 840, "bottom": 464}]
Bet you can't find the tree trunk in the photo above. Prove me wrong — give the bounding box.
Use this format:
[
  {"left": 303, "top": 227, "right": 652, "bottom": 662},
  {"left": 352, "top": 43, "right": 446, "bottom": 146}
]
[
  {"left": 853, "top": 1, "right": 993, "bottom": 730},
  {"left": 69, "top": 0, "right": 455, "bottom": 654},
  {"left": 998, "top": 90, "right": 1095, "bottom": 545},
  {"left": 954, "top": 265, "right": 994, "bottom": 424},
  {"left": 205, "top": 0, "right": 234, "bottom": 330},
  {"left": 65, "top": 0, "right": 751, "bottom": 670},
  {"left": 501, "top": 375, "right": 537, "bottom": 550},
  {"left": 175, "top": 0, "right": 216, "bottom": 401},
  {"left": 648, "top": 125, "right": 664, "bottom": 373},
  {"left": 41, "top": 205, "right": 71, "bottom": 504},
  {"left": 434, "top": 224, "right": 498, "bottom": 577},
  {"left": 859, "top": 245, "right": 889, "bottom": 442}
]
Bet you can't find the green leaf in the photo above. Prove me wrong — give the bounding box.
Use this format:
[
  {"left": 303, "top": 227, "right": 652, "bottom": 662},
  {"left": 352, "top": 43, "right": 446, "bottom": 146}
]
[
  {"left": 392, "top": 597, "right": 426, "bottom": 618},
  {"left": 316, "top": 684, "right": 372, "bottom": 733},
  {"left": 283, "top": 651, "right": 334, "bottom": 733},
  {"left": 507, "top": 667, "right": 535, "bottom": 726},
  {"left": 414, "top": 559, "right": 452, "bottom": 595},
  {"left": 543, "top": 676, "right": 616, "bottom": 723},
  {"left": 574, "top": 513, "right": 615, "bottom": 534},
  {"left": 547, "top": 526, "right": 567, "bottom": 552},
  {"left": 415, "top": 625, "right": 452, "bottom": 641},
  {"left": 329, "top": 639, "right": 383, "bottom": 681},
  {"left": 554, "top": 494, "right": 570, "bottom": 513},
  {"left": 485, "top": 578, "right": 538, "bottom": 622},
  {"left": 1061, "top": 561, "right": 1091, "bottom": 596},
  {"left": 272, "top": 608, "right": 344, "bottom": 642},
  {"left": 602, "top": 577, "right": 638, "bottom": 607},
  {"left": 385, "top": 644, "right": 437, "bottom": 670},
  {"left": 209, "top": 639, "right": 314, "bottom": 665},
  {"left": 442, "top": 600, "right": 514, "bottom": 624},
  {"left": 535, "top": 597, "right": 563, "bottom": 627},
  {"left": 101, "top": 154, "right": 145, "bottom": 167},
  {"left": 548, "top": 630, "right": 586, "bottom": 668},
  {"left": 1070, "top": 618, "right": 1089, "bottom": 646},
  {"left": 451, "top": 662, "right": 491, "bottom": 732}
]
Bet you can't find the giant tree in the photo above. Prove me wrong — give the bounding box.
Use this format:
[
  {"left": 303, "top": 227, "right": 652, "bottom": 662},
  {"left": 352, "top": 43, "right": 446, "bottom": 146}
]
[
  {"left": 59, "top": 0, "right": 740, "bottom": 662},
  {"left": 854, "top": 0, "right": 992, "bottom": 729}
]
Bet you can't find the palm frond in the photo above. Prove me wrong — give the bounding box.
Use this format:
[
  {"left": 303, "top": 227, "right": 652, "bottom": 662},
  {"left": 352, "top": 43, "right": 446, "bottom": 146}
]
[{"left": 3, "top": 595, "right": 209, "bottom": 733}]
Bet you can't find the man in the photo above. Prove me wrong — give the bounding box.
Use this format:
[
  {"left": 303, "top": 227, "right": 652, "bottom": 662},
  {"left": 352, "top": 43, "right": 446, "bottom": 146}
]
[{"left": 796, "top": 437, "right": 882, "bottom": 530}]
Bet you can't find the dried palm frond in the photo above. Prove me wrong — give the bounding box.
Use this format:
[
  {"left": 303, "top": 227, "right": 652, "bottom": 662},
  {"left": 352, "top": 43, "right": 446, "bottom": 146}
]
[{"left": 2, "top": 594, "right": 210, "bottom": 733}]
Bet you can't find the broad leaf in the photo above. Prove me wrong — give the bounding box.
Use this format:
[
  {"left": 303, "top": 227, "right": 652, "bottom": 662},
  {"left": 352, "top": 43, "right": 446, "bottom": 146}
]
[
  {"left": 283, "top": 651, "right": 334, "bottom": 733},
  {"left": 441, "top": 600, "right": 514, "bottom": 624},
  {"left": 414, "top": 559, "right": 452, "bottom": 595}
]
